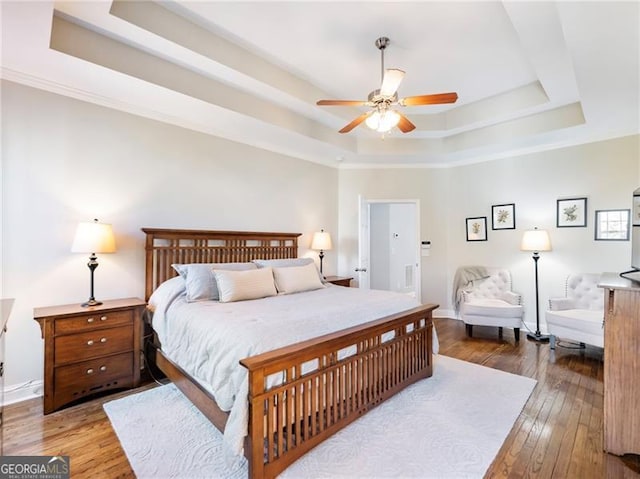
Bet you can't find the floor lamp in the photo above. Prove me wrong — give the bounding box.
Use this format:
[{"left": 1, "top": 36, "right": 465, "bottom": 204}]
[{"left": 521, "top": 228, "right": 552, "bottom": 342}]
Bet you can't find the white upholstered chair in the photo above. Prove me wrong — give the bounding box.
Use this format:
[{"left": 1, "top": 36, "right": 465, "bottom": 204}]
[
  {"left": 460, "top": 268, "right": 524, "bottom": 342},
  {"left": 545, "top": 273, "right": 604, "bottom": 350}
]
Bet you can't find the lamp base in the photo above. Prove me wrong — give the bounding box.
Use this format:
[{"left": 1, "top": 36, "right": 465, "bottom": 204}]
[
  {"left": 81, "top": 299, "right": 103, "bottom": 308},
  {"left": 527, "top": 332, "right": 550, "bottom": 343}
]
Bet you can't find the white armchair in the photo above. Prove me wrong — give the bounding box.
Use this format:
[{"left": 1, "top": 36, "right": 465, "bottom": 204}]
[
  {"left": 545, "top": 273, "right": 604, "bottom": 349},
  {"left": 460, "top": 268, "right": 524, "bottom": 342}
]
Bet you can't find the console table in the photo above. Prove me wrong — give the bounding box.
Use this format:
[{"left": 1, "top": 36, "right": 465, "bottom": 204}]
[{"left": 599, "top": 274, "right": 640, "bottom": 456}]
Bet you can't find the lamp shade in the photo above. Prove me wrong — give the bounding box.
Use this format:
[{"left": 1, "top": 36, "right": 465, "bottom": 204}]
[
  {"left": 311, "top": 230, "right": 332, "bottom": 251},
  {"left": 71, "top": 220, "right": 116, "bottom": 254},
  {"left": 520, "top": 228, "right": 551, "bottom": 252}
]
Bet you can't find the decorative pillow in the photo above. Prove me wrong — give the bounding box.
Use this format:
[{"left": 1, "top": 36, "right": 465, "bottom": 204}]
[
  {"left": 213, "top": 267, "right": 277, "bottom": 303},
  {"left": 172, "top": 262, "right": 257, "bottom": 302},
  {"left": 273, "top": 262, "right": 324, "bottom": 295},
  {"left": 253, "top": 258, "right": 325, "bottom": 283}
]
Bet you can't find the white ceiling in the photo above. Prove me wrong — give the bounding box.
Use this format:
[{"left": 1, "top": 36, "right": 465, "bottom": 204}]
[{"left": 1, "top": 1, "right": 638, "bottom": 168}]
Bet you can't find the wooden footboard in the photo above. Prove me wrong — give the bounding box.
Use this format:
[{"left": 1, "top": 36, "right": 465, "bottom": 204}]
[{"left": 240, "top": 304, "right": 436, "bottom": 479}]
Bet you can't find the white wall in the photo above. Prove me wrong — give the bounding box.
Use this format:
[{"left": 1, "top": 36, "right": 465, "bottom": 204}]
[
  {"left": 339, "top": 135, "right": 639, "bottom": 326},
  {"left": 1, "top": 80, "right": 338, "bottom": 401}
]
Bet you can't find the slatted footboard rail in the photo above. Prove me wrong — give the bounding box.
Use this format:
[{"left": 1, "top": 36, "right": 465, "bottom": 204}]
[{"left": 240, "top": 303, "right": 437, "bottom": 479}]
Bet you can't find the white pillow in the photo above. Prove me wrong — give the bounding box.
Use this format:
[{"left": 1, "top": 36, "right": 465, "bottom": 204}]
[
  {"left": 253, "top": 258, "right": 325, "bottom": 283},
  {"left": 273, "top": 262, "right": 324, "bottom": 295},
  {"left": 213, "top": 267, "right": 277, "bottom": 303},
  {"left": 172, "top": 262, "right": 257, "bottom": 302}
]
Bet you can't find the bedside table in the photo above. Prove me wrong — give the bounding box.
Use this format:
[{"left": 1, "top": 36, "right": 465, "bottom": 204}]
[
  {"left": 34, "top": 297, "right": 146, "bottom": 414},
  {"left": 325, "top": 276, "right": 353, "bottom": 287}
]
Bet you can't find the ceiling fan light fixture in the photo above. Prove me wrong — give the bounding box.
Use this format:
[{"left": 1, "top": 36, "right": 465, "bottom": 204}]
[
  {"left": 366, "top": 109, "right": 401, "bottom": 133},
  {"left": 317, "top": 36, "right": 458, "bottom": 135}
]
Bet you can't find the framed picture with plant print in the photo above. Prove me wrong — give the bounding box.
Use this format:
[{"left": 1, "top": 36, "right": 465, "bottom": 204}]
[
  {"left": 557, "top": 197, "right": 587, "bottom": 227},
  {"left": 633, "top": 194, "right": 640, "bottom": 226},
  {"left": 595, "top": 209, "right": 630, "bottom": 241},
  {"left": 491, "top": 203, "right": 515, "bottom": 230},
  {"left": 466, "top": 217, "right": 487, "bottom": 241}
]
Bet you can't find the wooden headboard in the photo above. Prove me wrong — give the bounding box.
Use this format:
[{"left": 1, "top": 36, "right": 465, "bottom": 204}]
[{"left": 142, "top": 228, "right": 301, "bottom": 301}]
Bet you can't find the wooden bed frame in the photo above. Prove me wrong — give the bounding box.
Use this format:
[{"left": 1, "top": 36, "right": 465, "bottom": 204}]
[{"left": 142, "top": 228, "right": 437, "bottom": 479}]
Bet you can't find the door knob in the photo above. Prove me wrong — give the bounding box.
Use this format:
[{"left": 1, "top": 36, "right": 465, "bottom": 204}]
[{"left": 355, "top": 268, "right": 368, "bottom": 272}]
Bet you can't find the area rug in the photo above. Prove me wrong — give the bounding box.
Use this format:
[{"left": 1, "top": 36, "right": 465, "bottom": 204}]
[{"left": 104, "top": 355, "right": 535, "bottom": 478}]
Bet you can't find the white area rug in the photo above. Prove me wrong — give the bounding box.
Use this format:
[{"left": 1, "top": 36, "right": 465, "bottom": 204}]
[{"left": 104, "top": 355, "right": 535, "bottom": 478}]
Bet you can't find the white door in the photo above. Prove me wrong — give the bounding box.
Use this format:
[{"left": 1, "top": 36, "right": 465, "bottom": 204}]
[{"left": 357, "top": 195, "right": 370, "bottom": 289}]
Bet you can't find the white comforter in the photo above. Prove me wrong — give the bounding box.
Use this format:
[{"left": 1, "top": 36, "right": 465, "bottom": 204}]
[{"left": 151, "top": 283, "right": 438, "bottom": 455}]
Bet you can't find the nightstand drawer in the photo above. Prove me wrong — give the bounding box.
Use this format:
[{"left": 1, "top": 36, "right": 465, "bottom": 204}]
[
  {"left": 54, "top": 325, "right": 133, "bottom": 365},
  {"left": 54, "top": 309, "right": 133, "bottom": 334},
  {"left": 53, "top": 352, "right": 134, "bottom": 411},
  {"left": 54, "top": 352, "right": 133, "bottom": 393}
]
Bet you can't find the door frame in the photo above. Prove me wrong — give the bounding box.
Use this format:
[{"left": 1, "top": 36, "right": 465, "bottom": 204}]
[{"left": 358, "top": 197, "right": 422, "bottom": 302}]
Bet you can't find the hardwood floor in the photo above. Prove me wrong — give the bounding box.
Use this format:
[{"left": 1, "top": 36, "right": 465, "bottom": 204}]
[{"left": 4, "top": 318, "right": 639, "bottom": 478}]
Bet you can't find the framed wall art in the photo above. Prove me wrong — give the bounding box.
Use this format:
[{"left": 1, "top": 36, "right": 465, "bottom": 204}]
[
  {"left": 595, "top": 209, "right": 630, "bottom": 241},
  {"left": 557, "top": 197, "right": 587, "bottom": 227},
  {"left": 633, "top": 194, "right": 640, "bottom": 227},
  {"left": 491, "top": 203, "right": 515, "bottom": 230},
  {"left": 466, "top": 217, "right": 487, "bottom": 241}
]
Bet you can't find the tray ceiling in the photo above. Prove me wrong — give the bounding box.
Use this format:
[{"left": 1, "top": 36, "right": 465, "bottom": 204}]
[{"left": 1, "top": 1, "right": 638, "bottom": 167}]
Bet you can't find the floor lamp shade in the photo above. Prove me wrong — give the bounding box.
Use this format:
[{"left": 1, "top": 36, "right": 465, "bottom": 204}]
[
  {"left": 311, "top": 229, "right": 332, "bottom": 276},
  {"left": 521, "top": 228, "right": 551, "bottom": 342},
  {"left": 521, "top": 228, "right": 552, "bottom": 253},
  {"left": 72, "top": 219, "right": 116, "bottom": 307}
]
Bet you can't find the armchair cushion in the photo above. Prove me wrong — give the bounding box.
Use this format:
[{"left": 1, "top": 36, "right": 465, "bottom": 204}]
[
  {"left": 462, "top": 299, "right": 523, "bottom": 318},
  {"left": 546, "top": 309, "right": 604, "bottom": 337}
]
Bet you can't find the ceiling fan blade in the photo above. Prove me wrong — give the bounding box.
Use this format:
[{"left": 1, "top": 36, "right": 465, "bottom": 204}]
[
  {"left": 396, "top": 113, "right": 416, "bottom": 133},
  {"left": 339, "top": 112, "right": 371, "bottom": 134},
  {"left": 317, "top": 100, "right": 367, "bottom": 106},
  {"left": 400, "top": 92, "right": 458, "bottom": 106},
  {"left": 379, "top": 69, "right": 405, "bottom": 97}
]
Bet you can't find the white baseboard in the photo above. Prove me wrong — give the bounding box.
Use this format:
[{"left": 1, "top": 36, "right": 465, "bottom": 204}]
[
  {"left": 433, "top": 308, "right": 457, "bottom": 319},
  {"left": 4, "top": 380, "right": 43, "bottom": 405}
]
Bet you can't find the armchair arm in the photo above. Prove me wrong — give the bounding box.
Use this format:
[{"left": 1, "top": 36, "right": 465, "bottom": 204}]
[
  {"left": 461, "top": 290, "right": 477, "bottom": 302},
  {"left": 548, "top": 297, "right": 576, "bottom": 311},
  {"left": 500, "top": 291, "right": 522, "bottom": 305}
]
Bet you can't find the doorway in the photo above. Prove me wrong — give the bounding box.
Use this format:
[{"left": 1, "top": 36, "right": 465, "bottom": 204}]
[{"left": 357, "top": 197, "right": 421, "bottom": 301}]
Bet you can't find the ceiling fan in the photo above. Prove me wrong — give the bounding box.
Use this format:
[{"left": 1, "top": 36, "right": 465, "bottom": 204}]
[{"left": 317, "top": 37, "right": 458, "bottom": 134}]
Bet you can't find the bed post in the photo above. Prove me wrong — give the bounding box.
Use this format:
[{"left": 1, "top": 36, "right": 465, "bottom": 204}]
[
  {"left": 144, "top": 230, "right": 155, "bottom": 302},
  {"left": 246, "top": 369, "right": 266, "bottom": 479}
]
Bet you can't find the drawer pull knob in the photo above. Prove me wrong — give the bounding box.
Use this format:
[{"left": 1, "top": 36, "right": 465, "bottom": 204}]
[
  {"left": 100, "top": 337, "right": 107, "bottom": 343},
  {"left": 87, "top": 340, "right": 94, "bottom": 346},
  {"left": 100, "top": 366, "right": 107, "bottom": 372},
  {"left": 86, "top": 368, "right": 94, "bottom": 374},
  {"left": 87, "top": 318, "right": 94, "bottom": 323},
  {"left": 100, "top": 316, "right": 107, "bottom": 321}
]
